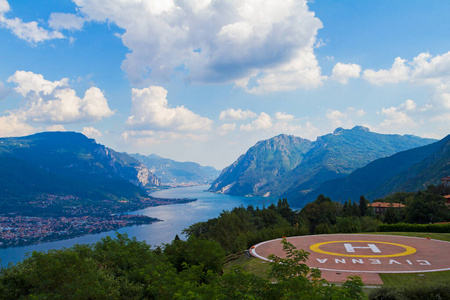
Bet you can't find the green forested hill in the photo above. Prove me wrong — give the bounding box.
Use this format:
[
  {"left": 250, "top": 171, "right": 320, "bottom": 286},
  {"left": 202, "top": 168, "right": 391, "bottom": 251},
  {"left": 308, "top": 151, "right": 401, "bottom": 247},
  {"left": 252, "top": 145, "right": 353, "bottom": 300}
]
[
  {"left": 296, "top": 134, "right": 450, "bottom": 206},
  {"left": 0, "top": 132, "right": 160, "bottom": 207}
]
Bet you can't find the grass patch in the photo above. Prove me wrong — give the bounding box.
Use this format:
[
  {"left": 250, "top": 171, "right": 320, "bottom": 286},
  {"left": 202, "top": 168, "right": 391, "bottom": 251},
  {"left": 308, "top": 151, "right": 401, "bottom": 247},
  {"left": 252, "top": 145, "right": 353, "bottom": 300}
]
[
  {"left": 223, "top": 253, "right": 271, "bottom": 280},
  {"left": 365, "top": 231, "right": 450, "bottom": 242},
  {"left": 379, "top": 271, "right": 450, "bottom": 287}
]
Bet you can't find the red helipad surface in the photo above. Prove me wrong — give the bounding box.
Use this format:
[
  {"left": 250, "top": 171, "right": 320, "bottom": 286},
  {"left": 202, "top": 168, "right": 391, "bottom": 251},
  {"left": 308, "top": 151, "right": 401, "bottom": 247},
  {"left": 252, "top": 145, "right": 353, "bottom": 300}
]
[{"left": 250, "top": 234, "right": 450, "bottom": 284}]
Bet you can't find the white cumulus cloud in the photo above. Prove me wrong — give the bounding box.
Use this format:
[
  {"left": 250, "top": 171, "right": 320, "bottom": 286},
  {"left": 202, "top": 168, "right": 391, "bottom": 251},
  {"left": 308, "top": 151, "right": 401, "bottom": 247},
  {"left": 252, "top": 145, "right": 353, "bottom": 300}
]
[
  {"left": 240, "top": 112, "right": 272, "bottom": 131},
  {"left": 0, "top": 114, "right": 35, "bottom": 137},
  {"left": 73, "top": 0, "right": 324, "bottom": 93},
  {"left": 7, "top": 70, "right": 114, "bottom": 123},
  {"left": 219, "top": 108, "right": 257, "bottom": 120},
  {"left": 275, "top": 112, "right": 294, "bottom": 121},
  {"left": 379, "top": 100, "right": 420, "bottom": 131},
  {"left": 331, "top": 62, "right": 361, "bottom": 84},
  {"left": 0, "top": 0, "right": 64, "bottom": 44},
  {"left": 126, "top": 85, "right": 212, "bottom": 132},
  {"left": 82, "top": 126, "right": 102, "bottom": 139},
  {"left": 363, "top": 57, "right": 410, "bottom": 85}
]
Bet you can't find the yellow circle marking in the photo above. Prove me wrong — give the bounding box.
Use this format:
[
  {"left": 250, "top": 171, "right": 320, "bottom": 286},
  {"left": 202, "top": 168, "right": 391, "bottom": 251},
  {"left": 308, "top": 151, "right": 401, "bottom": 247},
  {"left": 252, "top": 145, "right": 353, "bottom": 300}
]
[{"left": 309, "top": 240, "right": 416, "bottom": 258}]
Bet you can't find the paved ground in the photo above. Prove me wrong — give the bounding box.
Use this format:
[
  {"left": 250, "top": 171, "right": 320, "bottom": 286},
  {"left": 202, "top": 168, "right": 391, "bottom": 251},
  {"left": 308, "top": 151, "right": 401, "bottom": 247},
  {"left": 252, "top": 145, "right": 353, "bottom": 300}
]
[{"left": 250, "top": 234, "right": 450, "bottom": 285}]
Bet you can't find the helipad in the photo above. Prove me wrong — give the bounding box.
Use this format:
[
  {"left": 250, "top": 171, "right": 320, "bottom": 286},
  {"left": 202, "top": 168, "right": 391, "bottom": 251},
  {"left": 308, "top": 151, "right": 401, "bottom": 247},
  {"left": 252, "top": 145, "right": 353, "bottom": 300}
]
[{"left": 250, "top": 234, "right": 450, "bottom": 284}]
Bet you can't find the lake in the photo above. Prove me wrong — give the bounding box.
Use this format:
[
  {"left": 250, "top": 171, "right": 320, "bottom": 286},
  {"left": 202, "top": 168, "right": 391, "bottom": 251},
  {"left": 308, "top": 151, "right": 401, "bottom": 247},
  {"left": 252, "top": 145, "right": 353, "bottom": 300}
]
[{"left": 0, "top": 185, "right": 277, "bottom": 267}]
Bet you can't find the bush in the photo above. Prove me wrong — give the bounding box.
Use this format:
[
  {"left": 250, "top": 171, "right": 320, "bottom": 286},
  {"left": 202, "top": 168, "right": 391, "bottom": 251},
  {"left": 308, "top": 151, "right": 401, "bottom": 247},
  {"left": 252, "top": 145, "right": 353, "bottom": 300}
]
[
  {"left": 337, "top": 217, "right": 361, "bottom": 233},
  {"left": 360, "top": 216, "right": 382, "bottom": 232},
  {"left": 369, "top": 282, "right": 450, "bottom": 300},
  {"left": 378, "top": 222, "right": 450, "bottom": 233}
]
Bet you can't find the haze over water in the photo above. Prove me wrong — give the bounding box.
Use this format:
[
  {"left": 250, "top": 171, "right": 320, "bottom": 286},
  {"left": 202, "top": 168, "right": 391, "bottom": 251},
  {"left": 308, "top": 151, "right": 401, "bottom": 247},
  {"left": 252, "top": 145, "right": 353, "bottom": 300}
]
[{"left": 0, "top": 186, "right": 277, "bottom": 267}]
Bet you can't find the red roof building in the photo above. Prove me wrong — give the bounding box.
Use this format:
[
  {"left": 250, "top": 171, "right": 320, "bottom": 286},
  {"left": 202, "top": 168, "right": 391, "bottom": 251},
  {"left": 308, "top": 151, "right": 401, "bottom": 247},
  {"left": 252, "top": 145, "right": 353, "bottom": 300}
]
[
  {"left": 442, "top": 177, "right": 450, "bottom": 186},
  {"left": 368, "top": 202, "right": 405, "bottom": 214},
  {"left": 444, "top": 195, "right": 450, "bottom": 207}
]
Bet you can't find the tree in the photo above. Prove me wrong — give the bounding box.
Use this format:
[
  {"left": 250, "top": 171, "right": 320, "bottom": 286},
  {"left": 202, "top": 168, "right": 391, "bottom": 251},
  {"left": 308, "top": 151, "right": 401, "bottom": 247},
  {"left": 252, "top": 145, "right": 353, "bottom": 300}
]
[
  {"left": 163, "top": 236, "right": 225, "bottom": 274},
  {"left": 358, "top": 195, "right": 369, "bottom": 217}
]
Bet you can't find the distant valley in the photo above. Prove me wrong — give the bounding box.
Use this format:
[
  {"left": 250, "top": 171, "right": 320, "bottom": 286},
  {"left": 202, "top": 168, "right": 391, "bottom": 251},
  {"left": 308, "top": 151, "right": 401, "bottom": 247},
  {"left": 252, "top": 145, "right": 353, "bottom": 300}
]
[{"left": 130, "top": 153, "right": 220, "bottom": 187}]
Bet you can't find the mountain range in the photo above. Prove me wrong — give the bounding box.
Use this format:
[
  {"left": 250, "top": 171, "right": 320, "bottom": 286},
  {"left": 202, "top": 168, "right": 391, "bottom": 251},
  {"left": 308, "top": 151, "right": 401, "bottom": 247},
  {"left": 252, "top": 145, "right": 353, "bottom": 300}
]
[
  {"left": 0, "top": 132, "right": 160, "bottom": 204},
  {"left": 130, "top": 153, "right": 220, "bottom": 186},
  {"left": 209, "top": 126, "right": 438, "bottom": 203},
  {"left": 297, "top": 134, "right": 450, "bottom": 206}
]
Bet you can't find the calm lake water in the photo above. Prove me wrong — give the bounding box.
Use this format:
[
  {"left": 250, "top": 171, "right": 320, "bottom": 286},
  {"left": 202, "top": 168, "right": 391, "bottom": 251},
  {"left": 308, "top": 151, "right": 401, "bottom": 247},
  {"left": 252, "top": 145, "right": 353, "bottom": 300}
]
[{"left": 0, "top": 185, "right": 277, "bottom": 267}]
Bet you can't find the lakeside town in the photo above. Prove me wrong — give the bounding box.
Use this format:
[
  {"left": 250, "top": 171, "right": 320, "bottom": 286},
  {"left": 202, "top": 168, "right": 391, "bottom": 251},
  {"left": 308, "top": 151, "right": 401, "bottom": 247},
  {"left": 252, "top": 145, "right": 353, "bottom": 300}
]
[
  {"left": 0, "top": 214, "right": 157, "bottom": 248},
  {"left": 0, "top": 193, "right": 197, "bottom": 248}
]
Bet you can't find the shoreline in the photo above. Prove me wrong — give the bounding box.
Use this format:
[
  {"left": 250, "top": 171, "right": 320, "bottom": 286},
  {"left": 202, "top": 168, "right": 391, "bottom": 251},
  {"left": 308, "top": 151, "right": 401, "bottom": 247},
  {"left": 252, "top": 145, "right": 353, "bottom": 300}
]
[{"left": 0, "top": 195, "right": 197, "bottom": 250}]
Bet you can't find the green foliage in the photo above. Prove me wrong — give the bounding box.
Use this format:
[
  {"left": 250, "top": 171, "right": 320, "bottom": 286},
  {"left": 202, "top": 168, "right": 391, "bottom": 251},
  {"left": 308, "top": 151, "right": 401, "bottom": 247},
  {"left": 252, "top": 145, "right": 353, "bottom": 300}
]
[
  {"left": 404, "top": 191, "right": 449, "bottom": 224},
  {"left": 358, "top": 195, "right": 370, "bottom": 217},
  {"left": 336, "top": 217, "right": 361, "bottom": 233},
  {"left": 368, "top": 282, "right": 450, "bottom": 300},
  {"left": 0, "top": 233, "right": 366, "bottom": 299},
  {"left": 359, "top": 216, "right": 382, "bottom": 232},
  {"left": 183, "top": 202, "right": 308, "bottom": 254},
  {"left": 300, "top": 194, "right": 341, "bottom": 234},
  {"left": 377, "top": 222, "right": 450, "bottom": 233},
  {"left": 163, "top": 236, "right": 225, "bottom": 273}
]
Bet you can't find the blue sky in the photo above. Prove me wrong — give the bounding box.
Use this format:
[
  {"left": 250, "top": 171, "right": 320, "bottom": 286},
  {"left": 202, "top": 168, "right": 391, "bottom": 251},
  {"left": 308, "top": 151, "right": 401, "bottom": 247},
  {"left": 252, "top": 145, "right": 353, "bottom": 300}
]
[{"left": 0, "top": 0, "right": 449, "bottom": 169}]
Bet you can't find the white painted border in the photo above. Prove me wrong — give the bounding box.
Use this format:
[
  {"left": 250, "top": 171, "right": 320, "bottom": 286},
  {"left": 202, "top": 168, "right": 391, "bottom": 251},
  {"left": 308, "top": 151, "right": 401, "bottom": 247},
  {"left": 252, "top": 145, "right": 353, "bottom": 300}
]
[{"left": 249, "top": 234, "right": 450, "bottom": 273}]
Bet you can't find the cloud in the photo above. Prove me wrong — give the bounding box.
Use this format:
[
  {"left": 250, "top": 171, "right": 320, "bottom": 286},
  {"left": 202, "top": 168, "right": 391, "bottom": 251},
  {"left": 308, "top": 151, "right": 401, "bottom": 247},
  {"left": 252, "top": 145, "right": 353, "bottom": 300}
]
[
  {"left": 0, "top": 114, "right": 35, "bottom": 137},
  {"left": 6, "top": 70, "right": 114, "bottom": 123},
  {"left": 240, "top": 112, "right": 272, "bottom": 131},
  {"left": 326, "top": 107, "right": 366, "bottom": 129},
  {"left": 48, "top": 13, "right": 85, "bottom": 31},
  {"left": 331, "top": 62, "right": 361, "bottom": 84},
  {"left": 362, "top": 51, "right": 450, "bottom": 87},
  {"left": 326, "top": 110, "right": 346, "bottom": 127},
  {"left": 82, "top": 126, "right": 102, "bottom": 139},
  {"left": 0, "top": 81, "right": 12, "bottom": 100},
  {"left": 217, "top": 123, "right": 236, "bottom": 135},
  {"left": 126, "top": 85, "right": 212, "bottom": 132},
  {"left": 0, "top": 0, "right": 64, "bottom": 43},
  {"left": 363, "top": 57, "right": 410, "bottom": 85},
  {"left": 275, "top": 112, "right": 294, "bottom": 121},
  {"left": 74, "top": 0, "right": 324, "bottom": 92},
  {"left": 219, "top": 108, "right": 257, "bottom": 120},
  {"left": 244, "top": 48, "right": 325, "bottom": 94},
  {"left": 379, "top": 100, "right": 419, "bottom": 130},
  {"left": 409, "top": 52, "right": 450, "bottom": 88},
  {"left": 46, "top": 124, "right": 66, "bottom": 131}
]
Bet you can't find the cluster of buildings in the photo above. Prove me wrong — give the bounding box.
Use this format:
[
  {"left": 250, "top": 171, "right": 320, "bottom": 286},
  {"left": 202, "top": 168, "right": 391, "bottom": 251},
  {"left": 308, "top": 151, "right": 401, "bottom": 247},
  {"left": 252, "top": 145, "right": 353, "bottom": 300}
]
[
  {"left": 0, "top": 192, "right": 196, "bottom": 248},
  {"left": 0, "top": 214, "right": 156, "bottom": 248}
]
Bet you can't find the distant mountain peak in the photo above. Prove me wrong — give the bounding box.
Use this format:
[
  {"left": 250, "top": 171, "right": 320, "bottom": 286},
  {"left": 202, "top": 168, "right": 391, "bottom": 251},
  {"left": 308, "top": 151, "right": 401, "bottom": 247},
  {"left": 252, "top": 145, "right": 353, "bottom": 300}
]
[
  {"left": 351, "top": 125, "right": 370, "bottom": 132},
  {"left": 333, "top": 127, "right": 345, "bottom": 134},
  {"left": 333, "top": 126, "right": 370, "bottom": 135}
]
